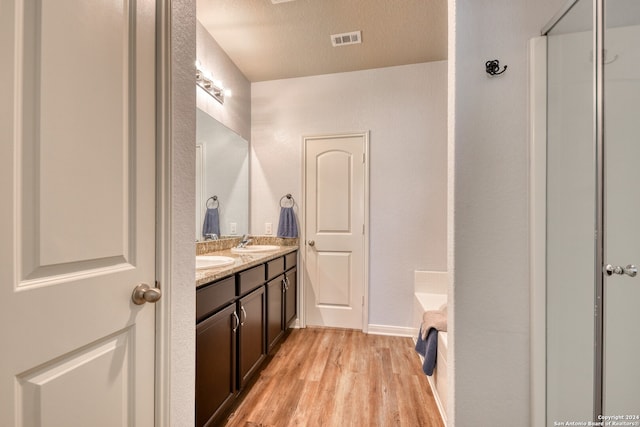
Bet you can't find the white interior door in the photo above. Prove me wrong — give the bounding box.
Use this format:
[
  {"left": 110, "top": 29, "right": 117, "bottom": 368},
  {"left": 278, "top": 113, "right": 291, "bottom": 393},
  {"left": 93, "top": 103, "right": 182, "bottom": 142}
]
[
  {"left": 304, "top": 133, "right": 368, "bottom": 330},
  {"left": 0, "top": 0, "right": 157, "bottom": 425}
]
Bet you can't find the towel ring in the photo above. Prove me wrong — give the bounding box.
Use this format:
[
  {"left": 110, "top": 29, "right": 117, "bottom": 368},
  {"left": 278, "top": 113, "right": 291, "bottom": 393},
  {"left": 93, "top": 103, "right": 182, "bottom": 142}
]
[
  {"left": 280, "top": 194, "right": 295, "bottom": 208},
  {"left": 206, "top": 196, "right": 219, "bottom": 209}
]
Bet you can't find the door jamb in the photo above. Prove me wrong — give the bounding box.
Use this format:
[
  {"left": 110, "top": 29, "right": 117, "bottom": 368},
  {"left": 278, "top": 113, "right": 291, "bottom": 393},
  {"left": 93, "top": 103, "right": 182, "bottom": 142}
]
[
  {"left": 155, "top": 0, "right": 172, "bottom": 425},
  {"left": 300, "top": 132, "right": 370, "bottom": 332},
  {"left": 529, "top": 35, "right": 547, "bottom": 427}
]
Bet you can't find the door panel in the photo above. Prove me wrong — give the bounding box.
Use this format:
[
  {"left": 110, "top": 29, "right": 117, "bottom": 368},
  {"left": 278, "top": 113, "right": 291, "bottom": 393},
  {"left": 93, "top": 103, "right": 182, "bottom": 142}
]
[
  {"left": 317, "top": 252, "right": 351, "bottom": 306},
  {"left": 284, "top": 267, "right": 297, "bottom": 326},
  {"left": 238, "top": 287, "right": 266, "bottom": 388},
  {"left": 196, "top": 304, "right": 237, "bottom": 427},
  {"left": 0, "top": 0, "right": 157, "bottom": 425},
  {"left": 266, "top": 274, "right": 284, "bottom": 350},
  {"left": 17, "top": 330, "right": 133, "bottom": 426},
  {"left": 304, "top": 134, "right": 366, "bottom": 330},
  {"left": 316, "top": 151, "right": 352, "bottom": 231}
]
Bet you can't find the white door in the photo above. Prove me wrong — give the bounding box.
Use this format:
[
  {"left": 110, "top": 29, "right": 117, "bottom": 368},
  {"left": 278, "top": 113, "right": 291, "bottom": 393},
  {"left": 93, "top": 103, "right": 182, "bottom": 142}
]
[
  {"left": 304, "top": 134, "right": 368, "bottom": 330},
  {"left": 0, "top": 1, "right": 157, "bottom": 425}
]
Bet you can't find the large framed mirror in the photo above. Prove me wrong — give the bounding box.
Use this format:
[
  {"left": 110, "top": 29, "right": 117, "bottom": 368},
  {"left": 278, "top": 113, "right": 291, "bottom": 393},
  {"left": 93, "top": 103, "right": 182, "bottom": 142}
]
[{"left": 195, "top": 108, "right": 249, "bottom": 241}]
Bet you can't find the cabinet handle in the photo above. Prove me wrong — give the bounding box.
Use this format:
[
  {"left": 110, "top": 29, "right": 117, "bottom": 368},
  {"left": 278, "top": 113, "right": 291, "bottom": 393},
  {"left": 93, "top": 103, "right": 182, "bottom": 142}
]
[
  {"left": 285, "top": 276, "right": 290, "bottom": 291},
  {"left": 240, "top": 306, "right": 247, "bottom": 326},
  {"left": 282, "top": 278, "right": 287, "bottom": 293},
  {"left": 232, "top": 311, "right": 240, "bottom": 333}
]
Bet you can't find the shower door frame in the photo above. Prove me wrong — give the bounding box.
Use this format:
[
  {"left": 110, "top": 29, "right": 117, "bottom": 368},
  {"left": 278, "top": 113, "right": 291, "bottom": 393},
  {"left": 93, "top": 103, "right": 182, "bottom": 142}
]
[{"left": 531, "top": 0, "right": 606, "bottom": 422}]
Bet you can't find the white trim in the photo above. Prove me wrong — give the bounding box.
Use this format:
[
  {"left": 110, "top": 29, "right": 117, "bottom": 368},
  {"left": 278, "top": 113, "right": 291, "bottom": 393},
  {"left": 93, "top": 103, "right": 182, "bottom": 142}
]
[
  {"left": 427, "top": 374, "right": 448, "bottom": 427},
  {"left": 446, "top": 1, "right": 456, "bottom": 423},
  {"left": 367, "top": 324, "right": 417, "bottom": 337},
  {"left": 195, "top": 143, "right": 204, "bottom": 240},
  {"left": 300, "top": 132, "right": 370, "bottom": 332},
  {"left": 363, "top": 131, "right": 370, "bottom": 334},
  {"left": 155, "top": 1, "right": 172, "bottom": 425},
  {"left": 529, "top": 35, "right": 547, "bottom": 427}
]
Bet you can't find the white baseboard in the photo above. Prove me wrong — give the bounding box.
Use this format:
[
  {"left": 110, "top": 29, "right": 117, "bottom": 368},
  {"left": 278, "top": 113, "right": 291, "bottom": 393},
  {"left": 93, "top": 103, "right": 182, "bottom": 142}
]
[{"left": 367, "top": 324, "right": 418, "bottom": 337}]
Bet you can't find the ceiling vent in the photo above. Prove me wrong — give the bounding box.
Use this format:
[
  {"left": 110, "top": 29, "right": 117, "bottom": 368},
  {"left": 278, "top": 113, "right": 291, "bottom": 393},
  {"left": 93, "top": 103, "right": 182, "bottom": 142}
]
[{"left": 330, "top": 31, "right": 362, "bottom": 47}]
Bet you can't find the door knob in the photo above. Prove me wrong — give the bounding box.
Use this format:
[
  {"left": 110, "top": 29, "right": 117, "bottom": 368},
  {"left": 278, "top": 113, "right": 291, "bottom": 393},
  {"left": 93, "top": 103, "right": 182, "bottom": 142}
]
[
  {"left": 605, "top": 264, "right": 637, "bottom": 277},
  {"left": 131, "top": 283, "right": 162, "bottom": 305},
  {"left": 308, "top": 240, "right": 315, "bottom": 246}
]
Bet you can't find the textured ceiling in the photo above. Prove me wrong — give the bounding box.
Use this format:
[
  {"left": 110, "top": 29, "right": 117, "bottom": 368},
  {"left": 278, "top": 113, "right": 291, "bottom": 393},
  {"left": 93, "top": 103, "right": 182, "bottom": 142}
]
[{"left": 197, "top": 0, "right": 448, "bottom": 82}]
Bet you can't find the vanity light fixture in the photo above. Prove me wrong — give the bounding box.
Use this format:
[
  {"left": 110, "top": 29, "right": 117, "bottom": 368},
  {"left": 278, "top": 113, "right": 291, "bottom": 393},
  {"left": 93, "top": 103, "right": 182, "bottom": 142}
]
[{"left": 195, "top": 62, "right": 228, "bottom": 105}]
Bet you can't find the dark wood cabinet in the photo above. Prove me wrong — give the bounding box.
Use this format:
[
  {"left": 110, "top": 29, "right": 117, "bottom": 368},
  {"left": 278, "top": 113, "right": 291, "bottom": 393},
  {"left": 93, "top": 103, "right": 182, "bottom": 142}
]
[
  {"left": 266, "top": 274, "right": 284, "bottom": 351},
  {"left": 238, "top": 286, "right": 266, "bottom": 389},
  {"left": 284, "top": 267, "right": 297, "bottom": 327},
  {"left": 267, "top": 254, "right": 298, "bottom": 351},
  {"left": 195, "top": 250, "right": 298, "bottom": 427},
  {"left": 196, "top": 303, "right": 237, "bottom": 427}
]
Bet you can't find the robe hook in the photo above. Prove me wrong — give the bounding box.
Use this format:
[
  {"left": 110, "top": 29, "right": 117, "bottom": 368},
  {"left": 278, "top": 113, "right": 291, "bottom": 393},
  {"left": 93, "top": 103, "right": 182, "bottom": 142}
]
[{"left": 485, "top": 59, "right": 507, "bottom": 76}]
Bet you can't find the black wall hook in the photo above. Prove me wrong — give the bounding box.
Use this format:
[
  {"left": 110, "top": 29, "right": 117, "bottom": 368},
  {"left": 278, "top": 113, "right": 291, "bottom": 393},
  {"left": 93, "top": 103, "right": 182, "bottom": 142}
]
[{"left": 485, "top": 60, "right": 507, "bottom": 76}]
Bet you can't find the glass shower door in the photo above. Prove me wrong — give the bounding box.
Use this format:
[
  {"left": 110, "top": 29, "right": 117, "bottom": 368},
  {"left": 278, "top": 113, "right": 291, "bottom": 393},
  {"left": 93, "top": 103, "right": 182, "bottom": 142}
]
[
  {"left": 546, "top": 0, "right": 596, "bottom": 422},
  {"left": 603, "top": 0, "right": 640, "bottom": 415}
]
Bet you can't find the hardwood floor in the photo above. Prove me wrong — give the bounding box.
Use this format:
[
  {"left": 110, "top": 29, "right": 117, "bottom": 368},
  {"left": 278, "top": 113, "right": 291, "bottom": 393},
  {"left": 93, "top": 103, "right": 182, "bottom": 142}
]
[{"left": 224, "top": 328, "right": 444, "bottom": 427}]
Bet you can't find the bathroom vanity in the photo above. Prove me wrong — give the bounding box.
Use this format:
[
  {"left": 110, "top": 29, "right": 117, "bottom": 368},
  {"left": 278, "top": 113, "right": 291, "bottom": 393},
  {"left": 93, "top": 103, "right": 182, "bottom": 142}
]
[{"left": 195, "top": 245, "right": 298, "bottom": 427}]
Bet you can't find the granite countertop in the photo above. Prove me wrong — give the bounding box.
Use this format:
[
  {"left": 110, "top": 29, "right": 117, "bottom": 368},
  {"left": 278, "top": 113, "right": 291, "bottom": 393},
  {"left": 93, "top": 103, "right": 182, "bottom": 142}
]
[{"left": 196, "top": 245, "right": 298, "bottom": 288}]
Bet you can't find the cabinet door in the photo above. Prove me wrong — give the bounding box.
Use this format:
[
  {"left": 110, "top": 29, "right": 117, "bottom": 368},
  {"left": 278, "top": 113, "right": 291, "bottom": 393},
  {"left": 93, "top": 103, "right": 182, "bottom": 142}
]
[
  {"left": 284, "top": 267, "right": 297, "bottom": 327},
  {"left": 238, "top": 286, "right": 266, "bottom": 389},
  {"left": 196, "top": 304, "right": 237, "bottom": 427},
  {"left": 266, "top": 274, "right": 285, "bottom": 351}
]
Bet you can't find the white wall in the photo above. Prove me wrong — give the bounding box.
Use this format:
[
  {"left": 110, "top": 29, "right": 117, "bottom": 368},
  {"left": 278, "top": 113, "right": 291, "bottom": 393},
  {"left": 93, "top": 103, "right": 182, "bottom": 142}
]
[
  {"left": 449, "top": 0, "right": 564, "bottom": 425},
  {"left": 251, "top": 62, "right": 448, "bottom": 329},
  {"left": 166, "top": 1, "right": 196, "bottom": 426}
]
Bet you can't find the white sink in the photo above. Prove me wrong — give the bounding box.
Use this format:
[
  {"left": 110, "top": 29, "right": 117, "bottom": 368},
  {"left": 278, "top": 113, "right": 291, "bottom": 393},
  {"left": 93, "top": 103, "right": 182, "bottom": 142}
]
[
  {"left": 231, "top": 245, "right": 280, "bottom": 254},
  {"left": 196, "top": 255, "right": 235, "bottom": 269}
]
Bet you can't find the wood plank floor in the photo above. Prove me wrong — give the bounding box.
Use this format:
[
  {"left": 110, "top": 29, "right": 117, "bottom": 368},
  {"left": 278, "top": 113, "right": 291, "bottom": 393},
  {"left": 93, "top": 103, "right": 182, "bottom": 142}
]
[{"left": 224, "top": 328, "right": 444, "bottom": 427}]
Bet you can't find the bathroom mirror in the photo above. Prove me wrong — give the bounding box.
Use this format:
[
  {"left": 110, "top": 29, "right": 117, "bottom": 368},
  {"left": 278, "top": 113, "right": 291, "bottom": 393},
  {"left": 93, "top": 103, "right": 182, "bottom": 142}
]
[{"left": 196, "top": 108, "right": 249, "bottom": 241}]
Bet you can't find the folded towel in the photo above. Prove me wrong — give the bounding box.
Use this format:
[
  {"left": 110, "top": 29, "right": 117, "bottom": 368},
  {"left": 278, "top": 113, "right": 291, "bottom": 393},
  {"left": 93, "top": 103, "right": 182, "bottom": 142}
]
[
  {"left": 277, "top": 206, "right": 298, "bottom": 238},
  {"left": 202, "top": 207, "right": 220, "bottom": 238},
  {"left": 415, "top": 326, "right": 439, "bottom": 376},
  {"left": 420, "top": 304, "right": 447, "bottom": 340}
]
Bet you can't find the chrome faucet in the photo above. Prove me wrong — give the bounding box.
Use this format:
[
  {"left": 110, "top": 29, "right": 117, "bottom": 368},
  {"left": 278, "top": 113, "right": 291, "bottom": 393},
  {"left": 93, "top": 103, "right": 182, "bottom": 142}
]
[
  {"left": 204, "top": 233, "right": 218, "bottom": 241},
  {"left": 236, "top": 234, "right": 253, "bottom": 248}
]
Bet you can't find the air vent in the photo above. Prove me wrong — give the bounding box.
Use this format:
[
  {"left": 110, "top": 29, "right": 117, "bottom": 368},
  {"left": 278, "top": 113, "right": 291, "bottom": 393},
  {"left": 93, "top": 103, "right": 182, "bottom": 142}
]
[
  {"left": 271, "top": 0, "right": 297, "bottom": 3},
  {"left": 330, "top": 31, "right": 362, "bottom": 47}
]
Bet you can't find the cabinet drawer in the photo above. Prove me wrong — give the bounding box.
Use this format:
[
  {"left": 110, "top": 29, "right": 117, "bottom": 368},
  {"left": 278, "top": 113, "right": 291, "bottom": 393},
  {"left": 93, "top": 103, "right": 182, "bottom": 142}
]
[
  {"left": 196, "top": 277, "right": 235, "bottom": 322},
  {"left": 285, "top": 251, "right": 297, "bottom": 270},
  {"left": 266, "top": 257, "right": 285, "bottom": 280},
  {"left": 238, "top": 264, "right": 265, "bottom": 296}
]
